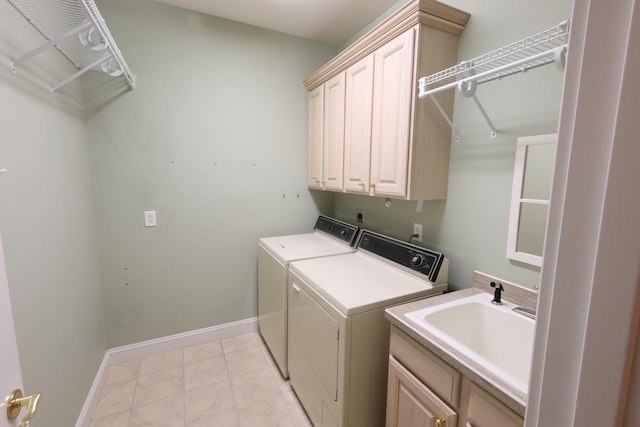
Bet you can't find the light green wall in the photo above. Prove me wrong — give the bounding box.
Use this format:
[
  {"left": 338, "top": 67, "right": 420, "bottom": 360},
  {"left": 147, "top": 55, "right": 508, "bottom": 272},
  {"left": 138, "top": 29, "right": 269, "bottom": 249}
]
[
  {"left": 0, "top": 0, "right": 573, "bottom": 424},
  {"left": 333, "top": 0, "right": 572, "bottom": 289},
  {"left": 87, "top": 0, "right": 336, "bottom": 347},
  {"left": 0, "top": 2, "right": 107, "bottom": 426}
]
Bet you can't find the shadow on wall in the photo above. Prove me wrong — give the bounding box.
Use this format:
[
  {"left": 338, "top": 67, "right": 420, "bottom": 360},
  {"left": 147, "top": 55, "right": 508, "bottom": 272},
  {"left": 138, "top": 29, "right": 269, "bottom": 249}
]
[
  {"left": 0, "top": 26, "right": 85, "bottom": 118},
  {"left": 82, "top": 75, "right": 133, "bottom": 119}
]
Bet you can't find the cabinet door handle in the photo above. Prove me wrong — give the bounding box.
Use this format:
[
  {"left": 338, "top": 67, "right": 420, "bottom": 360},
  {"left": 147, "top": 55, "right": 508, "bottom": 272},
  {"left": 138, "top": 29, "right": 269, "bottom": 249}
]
[
  {"left": 370, "top": 183, "right": 376, "bottom": 188},
  {"left": 434, "top": 418, "right": 446, "bottom": 427},
  {"left": 292, "top": 283, "right": 301, "bottom": 293},
  {"left": 465, "top": 422, "right": 475, "bottom": 427}
]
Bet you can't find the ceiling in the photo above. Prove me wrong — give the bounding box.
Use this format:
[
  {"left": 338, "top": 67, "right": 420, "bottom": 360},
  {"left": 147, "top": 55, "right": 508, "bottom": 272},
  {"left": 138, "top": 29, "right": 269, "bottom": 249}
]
[{"left": 153, "top": 0, "right": 403, "bottom": 45}]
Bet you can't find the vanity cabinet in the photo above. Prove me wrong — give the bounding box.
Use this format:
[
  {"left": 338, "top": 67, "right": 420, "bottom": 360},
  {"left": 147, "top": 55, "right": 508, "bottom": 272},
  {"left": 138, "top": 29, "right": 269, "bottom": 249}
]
[
  {"left": 387, "top": 353, "right": 457, "bottom": 427},
  {"left": 305, "top": 0, "right": 469, "bottom": 200},
  {"left": 387, "top": 326, "right": 524, "bottom": 427}
]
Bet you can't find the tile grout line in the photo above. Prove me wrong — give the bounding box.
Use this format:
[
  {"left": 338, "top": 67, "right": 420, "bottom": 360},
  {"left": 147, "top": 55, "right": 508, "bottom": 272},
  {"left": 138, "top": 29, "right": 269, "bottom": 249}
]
[{"left": 88, "top": 332, "right": 313, "bottom": 426}]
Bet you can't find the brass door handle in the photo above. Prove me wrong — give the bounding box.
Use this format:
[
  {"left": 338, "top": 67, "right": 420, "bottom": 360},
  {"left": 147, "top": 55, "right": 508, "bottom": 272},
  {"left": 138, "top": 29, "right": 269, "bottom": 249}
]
[
  {"left": 6, "top": 389, "right": 42, "bottom": 427},
  {"left": 434, "top": 418, "right": 446, "bottom": 427}
]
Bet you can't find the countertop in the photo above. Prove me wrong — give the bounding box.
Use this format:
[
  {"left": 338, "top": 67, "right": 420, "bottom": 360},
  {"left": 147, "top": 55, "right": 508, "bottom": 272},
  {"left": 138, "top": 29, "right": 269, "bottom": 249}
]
[{"left": 385, "top": 271, "right": 538, "bottom": 417}]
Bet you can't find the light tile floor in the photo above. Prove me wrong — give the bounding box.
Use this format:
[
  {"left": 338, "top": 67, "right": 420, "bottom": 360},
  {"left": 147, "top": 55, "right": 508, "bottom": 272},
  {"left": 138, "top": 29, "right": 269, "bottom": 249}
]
[{"left": 88, "top": 332, "right": 312, "bottom": 427}]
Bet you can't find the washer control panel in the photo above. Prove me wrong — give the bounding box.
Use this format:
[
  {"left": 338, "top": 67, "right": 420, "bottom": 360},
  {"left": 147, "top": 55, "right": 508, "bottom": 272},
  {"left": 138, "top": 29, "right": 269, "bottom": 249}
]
[{"left": 314, "top": 216, "right": 359, "bottom": 246}]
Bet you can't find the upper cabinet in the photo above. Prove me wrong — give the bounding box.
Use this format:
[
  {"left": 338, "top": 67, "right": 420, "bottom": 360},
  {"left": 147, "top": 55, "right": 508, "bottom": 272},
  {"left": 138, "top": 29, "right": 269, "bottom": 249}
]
[
  {"left": 344, "top": 56, "right": 374, "bottom": 194},
  {"left": 305, "top": 0, "right": 470, "bottom": 200},
  {"left": 369, "top": 29, "right": 415, "bottom": 198},
  {"left": 308, "top": 74, "right": 346, "bottom": 191}
]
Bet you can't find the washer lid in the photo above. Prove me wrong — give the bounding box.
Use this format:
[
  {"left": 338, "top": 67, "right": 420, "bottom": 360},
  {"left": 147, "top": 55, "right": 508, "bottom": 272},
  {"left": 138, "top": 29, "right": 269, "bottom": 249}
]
[
  {"left": 259, "top": 232, "right": 355, "bottom": 265},
  {"left": 289, "top": 252, "right": 444, "bottom": 315}
]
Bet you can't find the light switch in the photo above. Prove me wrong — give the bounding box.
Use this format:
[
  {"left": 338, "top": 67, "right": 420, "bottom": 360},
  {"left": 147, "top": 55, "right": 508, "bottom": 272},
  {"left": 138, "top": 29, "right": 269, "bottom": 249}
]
[{"left": 144, "top": 211, "right": 157, "bottom": 227}]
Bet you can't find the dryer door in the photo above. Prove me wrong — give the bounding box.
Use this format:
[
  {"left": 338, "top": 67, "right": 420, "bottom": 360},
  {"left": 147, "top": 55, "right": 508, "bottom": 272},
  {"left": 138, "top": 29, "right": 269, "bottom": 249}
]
[{"left": 289, "top": 279, "right": 339, "bottom": 401}]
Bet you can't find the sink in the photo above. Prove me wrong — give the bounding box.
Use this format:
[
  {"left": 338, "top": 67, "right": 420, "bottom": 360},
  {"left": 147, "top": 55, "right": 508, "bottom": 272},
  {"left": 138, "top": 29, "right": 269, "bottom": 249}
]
[{"left": 405, "top": 292, "right": 535, "bottom": 394}]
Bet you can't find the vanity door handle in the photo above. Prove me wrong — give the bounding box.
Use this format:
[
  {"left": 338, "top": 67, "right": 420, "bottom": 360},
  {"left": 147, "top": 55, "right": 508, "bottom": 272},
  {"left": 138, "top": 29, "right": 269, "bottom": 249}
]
[
  {"left": 291, "top": 283, "right": 301, "bottom": 293},
  {"left": 465, "top": 422, "right": 475, "bottom": 427},
  {"left": 434, "top": 418, "right": 446, "bottom": 427}
]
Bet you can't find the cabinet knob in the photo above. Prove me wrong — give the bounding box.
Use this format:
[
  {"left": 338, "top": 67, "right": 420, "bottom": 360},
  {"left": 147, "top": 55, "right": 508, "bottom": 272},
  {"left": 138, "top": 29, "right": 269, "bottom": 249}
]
[
  {"left": 370, "top": 183, "right": 376, "bottom": 188},
  {"left": 359, "top": 181, "right": 365, "bottom": 187},
  {"left": 434, "top": 418, "right": 446, "bottom": 427}
]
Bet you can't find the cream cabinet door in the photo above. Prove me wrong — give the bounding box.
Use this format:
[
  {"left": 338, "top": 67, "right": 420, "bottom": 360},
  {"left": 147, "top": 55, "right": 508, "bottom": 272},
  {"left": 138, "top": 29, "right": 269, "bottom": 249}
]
[
  {"left": 344, "top": 55, "right": 374, "bottom": 194},
  {"left": 322, "top": 73, "right": 346, "bottom": 191},
  {"left": 307, "top": 85, "right": 324, "bottom": 189},
  {"left": 386, "top": 357, "right": 457, "bottom": 427},
  {"left": 464, "top": 381, "right": 524, "bottom": 427},
  {"left": 370, "top": 29, "right": 415, "bottom": 198}
]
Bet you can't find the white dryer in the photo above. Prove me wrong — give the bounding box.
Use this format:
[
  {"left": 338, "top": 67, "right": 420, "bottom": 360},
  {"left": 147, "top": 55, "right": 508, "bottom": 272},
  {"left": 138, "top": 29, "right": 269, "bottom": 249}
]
[
  {"left": 287, "top": 230, "right": 448, "bottom": 427},
  {"left": 258, "top": 216, "right": 359, "bottom": 378}
]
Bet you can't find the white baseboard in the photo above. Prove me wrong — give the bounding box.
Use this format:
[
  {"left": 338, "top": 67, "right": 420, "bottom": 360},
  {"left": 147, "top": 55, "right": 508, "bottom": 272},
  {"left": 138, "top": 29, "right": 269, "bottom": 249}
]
[
  {"left": 75, "top": 352, "right": 110, "bottom": 427},
  {"left": 76, "top": 317, "right": 258, "bottom": 427}
]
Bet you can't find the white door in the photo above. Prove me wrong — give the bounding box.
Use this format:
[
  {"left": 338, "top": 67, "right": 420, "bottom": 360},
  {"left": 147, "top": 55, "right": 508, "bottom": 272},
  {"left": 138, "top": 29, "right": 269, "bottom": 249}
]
[{"left": 0, "top": 232, "right": 40, "bottom": 427}]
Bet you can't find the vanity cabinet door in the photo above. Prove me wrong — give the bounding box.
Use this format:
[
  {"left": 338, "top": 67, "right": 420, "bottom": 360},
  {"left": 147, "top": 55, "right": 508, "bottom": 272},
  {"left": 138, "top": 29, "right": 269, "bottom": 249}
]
[
  {"left": 462, "top": 380, "right": 523, "bottom": 427},
  {"left": 387, "top": 356, "right": 457, "bottom": 427}
]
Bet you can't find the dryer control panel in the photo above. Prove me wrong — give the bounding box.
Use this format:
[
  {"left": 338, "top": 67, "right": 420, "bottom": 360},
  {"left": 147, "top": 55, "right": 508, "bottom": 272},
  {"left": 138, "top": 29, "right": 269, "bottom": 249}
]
[{"left": 356, "top": 230, "right": 445, "bottom": 283}]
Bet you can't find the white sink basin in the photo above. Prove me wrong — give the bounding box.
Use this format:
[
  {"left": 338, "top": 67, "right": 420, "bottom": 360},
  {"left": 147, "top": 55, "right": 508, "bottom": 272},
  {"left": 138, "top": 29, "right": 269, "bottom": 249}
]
[{"left": 405, "top": 292, "right": 535, "bottom": 394}]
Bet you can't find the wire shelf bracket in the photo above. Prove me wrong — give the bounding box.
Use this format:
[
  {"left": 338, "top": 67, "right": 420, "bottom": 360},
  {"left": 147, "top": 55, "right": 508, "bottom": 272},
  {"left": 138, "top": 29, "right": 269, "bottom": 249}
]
[
  {"left": 418, "top": 20, "right": 570, "bottom": 142},
  {"left": 6, "top": 0, "right": 136, "bottom": 94}
]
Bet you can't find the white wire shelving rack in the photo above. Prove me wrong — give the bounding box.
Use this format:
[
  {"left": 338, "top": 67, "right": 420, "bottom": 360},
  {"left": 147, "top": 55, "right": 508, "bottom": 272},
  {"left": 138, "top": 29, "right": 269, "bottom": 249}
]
[
  {"left": 7, "top": 0, "right": 136, "bottom": 94},
  {"left": 418, "top": 20, "right": 570, "bottom": 141}
]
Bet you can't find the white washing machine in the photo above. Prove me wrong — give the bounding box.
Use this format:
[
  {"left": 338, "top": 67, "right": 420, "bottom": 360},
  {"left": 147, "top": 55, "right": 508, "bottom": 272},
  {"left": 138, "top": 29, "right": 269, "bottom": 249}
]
[
  {"left": 258, "top": 216, "right": 359, "bottom": 378},
  {"left": 287, "top": 230, "right": 448, "bottom": 427}
]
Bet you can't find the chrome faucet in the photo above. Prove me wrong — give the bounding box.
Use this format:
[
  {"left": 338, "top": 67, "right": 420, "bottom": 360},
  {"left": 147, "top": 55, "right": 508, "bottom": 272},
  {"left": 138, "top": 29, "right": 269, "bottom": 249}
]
[{"left": 490, "top": 281, "right": 504, "bottom": 305}]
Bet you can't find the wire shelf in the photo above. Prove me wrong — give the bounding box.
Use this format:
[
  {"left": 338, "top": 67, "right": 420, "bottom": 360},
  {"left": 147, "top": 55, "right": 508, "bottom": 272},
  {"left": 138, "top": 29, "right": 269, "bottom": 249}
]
[
  {"left": 7, "top": 0, "right": 135, "bottom": 94},
  {"left": 417, "top": 20, "right": 570, "bottom": 140},
  {"left": 419, "top": 21, "right": 570, "bottom": 94}
]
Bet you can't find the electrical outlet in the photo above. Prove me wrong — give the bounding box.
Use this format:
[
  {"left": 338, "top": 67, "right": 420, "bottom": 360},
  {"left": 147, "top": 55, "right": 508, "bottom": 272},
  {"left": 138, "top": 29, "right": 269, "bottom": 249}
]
[
  {"left": 412, "top": 223, "right": 423, "bottom": 242},
  {"left": 356, "top": 209, "right": 364, "bottom": 224},
  {"left": 144, "top": 211, "right": 157, "bottom": 227}
]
